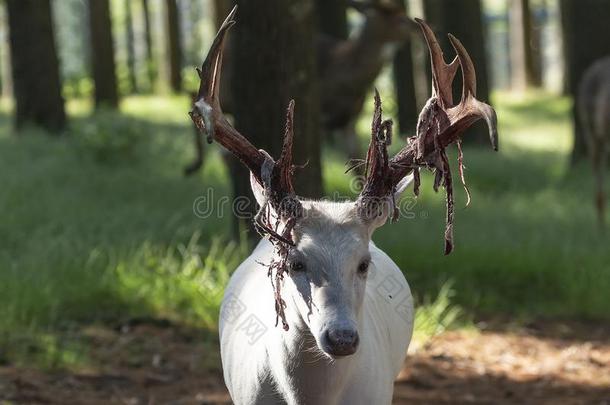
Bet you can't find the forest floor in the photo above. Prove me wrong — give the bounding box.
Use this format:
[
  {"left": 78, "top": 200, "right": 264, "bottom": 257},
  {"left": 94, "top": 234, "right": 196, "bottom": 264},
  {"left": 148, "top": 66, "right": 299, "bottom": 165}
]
[{"left": 1, "top": 319, "right": 608, "bottom": 405}]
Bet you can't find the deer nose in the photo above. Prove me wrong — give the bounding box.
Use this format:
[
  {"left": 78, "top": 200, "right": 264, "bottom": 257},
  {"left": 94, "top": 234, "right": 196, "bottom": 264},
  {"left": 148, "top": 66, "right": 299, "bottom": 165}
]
[{"left": 324, "top": 328, "right": 360, "bottom": 356}]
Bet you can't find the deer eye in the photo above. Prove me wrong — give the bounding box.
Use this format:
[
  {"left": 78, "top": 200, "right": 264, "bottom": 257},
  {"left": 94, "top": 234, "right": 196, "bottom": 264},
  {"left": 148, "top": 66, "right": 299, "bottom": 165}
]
[
  {"left": 291, "top": 261, "right": 306, "bottom": 272},
  {"left": 357, "top": 260, "right": 370, "bottom": 274}
]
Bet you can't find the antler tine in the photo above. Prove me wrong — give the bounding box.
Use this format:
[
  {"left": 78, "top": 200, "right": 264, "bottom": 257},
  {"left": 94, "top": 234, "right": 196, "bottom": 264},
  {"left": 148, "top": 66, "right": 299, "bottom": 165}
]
[
  {"left": 276, "top": 100, "right": 296, "bottom": 195},
  {"left": 361, "top": 90, "right": 391, "bottom": 195},
  {"left": 190, "top": 4, "right": 303, "bottom": 253},
  {"left": 448, "top": 34, "right": 499, "bottom": 151},
  {"left": 415, "top": 18, "right": 459, "bottom": 108},
  {"left": 190, "top": 5, "right": 303, "bottom": 209},
  {"left": 195, "top": 6, "right": 236, "bottom": 106},
  {"left": 447, "top": 34, "right": 476, "bottom": 99},
  {"left": 190, "top": 6, "right": 269, "bottom": 186}
]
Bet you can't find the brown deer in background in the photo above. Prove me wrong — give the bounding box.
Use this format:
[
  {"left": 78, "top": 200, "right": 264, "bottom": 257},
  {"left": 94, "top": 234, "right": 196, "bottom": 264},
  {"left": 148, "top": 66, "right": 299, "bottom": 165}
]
[
  {"left": 185, "top": 0, "right": 413, "bottom": 175},
  {"left": 318, "top": 0, "right": 413, "bottom": 158},
  {"left": 578, "top": 56, "right": 610, "bottom": 226}
]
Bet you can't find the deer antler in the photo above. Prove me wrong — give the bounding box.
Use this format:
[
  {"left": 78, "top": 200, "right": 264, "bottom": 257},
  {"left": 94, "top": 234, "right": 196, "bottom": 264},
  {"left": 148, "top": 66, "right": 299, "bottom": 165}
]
[
  {"left": 357, "top": 18, "right": 498, "bottom": 254},
  {"left": 190, "top": 6, "right": 303, "bottom": 330},
  {"left": 189, "top": 6, "right": 302, "bottom": 247}
]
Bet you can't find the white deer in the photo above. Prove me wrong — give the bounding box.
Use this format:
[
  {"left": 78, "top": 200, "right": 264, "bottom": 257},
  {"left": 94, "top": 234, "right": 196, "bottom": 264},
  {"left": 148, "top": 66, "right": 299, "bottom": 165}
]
[{"left": 189, "top": 8, "right": 497, "bottom": 405}]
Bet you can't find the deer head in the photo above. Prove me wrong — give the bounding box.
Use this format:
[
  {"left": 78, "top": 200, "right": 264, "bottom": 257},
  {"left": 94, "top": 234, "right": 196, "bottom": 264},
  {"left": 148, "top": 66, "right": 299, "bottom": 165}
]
[
  {"left": 190, "top": 7, "right": 497, "bottom": 357},
  {"left": 348, "top": 0, "right": 412, "bottom": 45}
]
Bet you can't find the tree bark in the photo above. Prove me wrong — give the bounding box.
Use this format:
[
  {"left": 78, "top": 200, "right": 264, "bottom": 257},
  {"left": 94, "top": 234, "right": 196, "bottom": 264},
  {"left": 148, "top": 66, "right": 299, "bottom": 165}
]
[
  {"left": 509, "top": 0, "right": 540, "bottom": 90},
  {"left": 423, "top": 0, "right": 491, "bottom": 145},
  {"left": 184, "top": 0, "right": 203, "bottom": 68},
  {"left": 88, "top": 0, "right": 119, "bottom": 109},
  {"left": 6, "top": 0, "right": 66, "bottom": 132},
  {"left": 315, "top": 0, "right": 348, "bottom": 40},
  {"left": 125, "top": 0, "right": 137, "bottom": 93},
  {"left": 392, "top": 0, "right": 417, "bottom": 134},
  {"left": 141, "top": 0, "right": 156, "bottom": 90},
  {"left": 230, "top": 0, "right": 322, "bottom": 237},
  {"left": 0, "top": 24, "right": 3, "bottom": 96},
  {"left": 530, "top": 0, "right": 544, "bottom": 87},
  {"left": 560, "top": 0, "right": 610, "bottom": 163},
  {"left": 0, "top": 5, "right": 12, "bottom": 99},
  {"left": 165, "top": 0, "right": 182, "bottom": 93}
]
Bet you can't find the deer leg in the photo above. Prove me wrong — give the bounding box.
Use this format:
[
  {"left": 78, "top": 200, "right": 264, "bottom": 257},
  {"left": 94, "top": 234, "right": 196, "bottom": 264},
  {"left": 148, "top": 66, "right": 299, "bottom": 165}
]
[
  {"left": 184, "top": 92, "right": 206, "bottom": 176},
  {"left": 590, "top": 139, "right": 606, "bottom": 228},
  {"left": 184, "top": 122, "right": 205, "bottom": 176},
  {"left": 597, "top": 142, "right": 608, "bottom": 227}
]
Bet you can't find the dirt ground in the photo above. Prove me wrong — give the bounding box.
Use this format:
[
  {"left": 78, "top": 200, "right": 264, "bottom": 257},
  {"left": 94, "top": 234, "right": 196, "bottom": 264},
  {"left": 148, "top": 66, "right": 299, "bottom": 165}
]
[{"left": 1, "top": 320, "right": 608, "bottom": 405}]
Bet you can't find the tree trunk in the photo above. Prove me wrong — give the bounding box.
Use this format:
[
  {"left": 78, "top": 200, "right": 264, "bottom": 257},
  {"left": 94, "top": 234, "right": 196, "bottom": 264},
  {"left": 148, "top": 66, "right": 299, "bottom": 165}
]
[
  {"left": 141, "top": 0, "right": 156, "bottom": 90},
  {"left": 88, "top": 0, "right": 119, "bottom": 109},
  {"left": 125, "top": 0, "right": 137, "bottom": 93},
  {"left": 0, "top": 22, "right": 3, "bottom": 96},
  {"left": 230, "top": 0, "right": 322, "bottom": 237},
  {"left": 183, "top": 0, "right": 203, "bottom": 68},
  {"left": 6, "top": 0, "right": 66, "bottom": 132},
  {"left": 423, "top": 0, "right": 491, "bottom": 145},
  {"left": 165, "top": 0, "right": 182, "bottom": 93},
  {"left": 392, "top": 0, "right": 417, "bottom": 134},
  {"left": 509, "top": 0, "right": 540, "bottom": 90},
  {"left": 315, "top": 0, "right": 348, "bottom": 40},
  {"left": 560, "top": 0, "right": 610, "bottom": 163},
  {"left": 0, "top": 4, "right": 13, "bottom": 100},
  {"left": 530, "top": 0, "right": 545, "bottom": 87}
]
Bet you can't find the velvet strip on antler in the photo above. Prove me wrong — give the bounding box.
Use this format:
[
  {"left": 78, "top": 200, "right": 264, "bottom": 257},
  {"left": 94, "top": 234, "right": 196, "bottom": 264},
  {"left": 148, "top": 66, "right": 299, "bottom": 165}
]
[{"left": 357, "top": 19, "right": 498, "bottom": 254}]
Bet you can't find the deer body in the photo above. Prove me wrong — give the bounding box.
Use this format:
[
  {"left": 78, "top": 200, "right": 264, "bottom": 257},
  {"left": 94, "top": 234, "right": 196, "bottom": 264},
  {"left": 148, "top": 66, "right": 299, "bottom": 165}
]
[
  {"left": 578, "top": 56, "right": 610, "bottom": 225},
  {"left": 220, "top": 201, "right": 413, "bottom": 405}
]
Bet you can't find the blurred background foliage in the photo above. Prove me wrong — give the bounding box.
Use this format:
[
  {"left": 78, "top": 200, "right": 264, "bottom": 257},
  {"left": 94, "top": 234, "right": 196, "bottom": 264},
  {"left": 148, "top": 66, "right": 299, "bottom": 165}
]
[{"left": 0, "top": 0, "right": 608, "bottom": 370}]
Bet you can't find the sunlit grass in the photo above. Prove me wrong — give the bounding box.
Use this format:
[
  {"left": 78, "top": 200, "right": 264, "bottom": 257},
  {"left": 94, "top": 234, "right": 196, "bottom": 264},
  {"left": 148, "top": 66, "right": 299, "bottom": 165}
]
[
  {"left": 410, "top": 281, "right": 471, "bottom": 351},
  {"left": 494, "top": 91, "right": 573, "bottom": 153}
]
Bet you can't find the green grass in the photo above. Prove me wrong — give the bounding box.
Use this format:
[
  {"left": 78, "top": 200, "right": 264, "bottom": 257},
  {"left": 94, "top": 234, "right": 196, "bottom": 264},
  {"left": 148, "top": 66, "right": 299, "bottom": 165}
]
[{"left": 0, "top": 91, "right": 608, "bottom": 369}]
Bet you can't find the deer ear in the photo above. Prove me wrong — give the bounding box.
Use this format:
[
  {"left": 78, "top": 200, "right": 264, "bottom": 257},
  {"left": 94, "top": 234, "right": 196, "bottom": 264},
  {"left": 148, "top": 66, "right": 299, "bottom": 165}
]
[
  {"left": 250, "top": 172, "right": 283, "bottom": 226},
  {"left": 250, "top": 172, "right": 267, "bottom": 208},
  {"left": 362, "top": 173, "right": 415, "bottom": 233}
]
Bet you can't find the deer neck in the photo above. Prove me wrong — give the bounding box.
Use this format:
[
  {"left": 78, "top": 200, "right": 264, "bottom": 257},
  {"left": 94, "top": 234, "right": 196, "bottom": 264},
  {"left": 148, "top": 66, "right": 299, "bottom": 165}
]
[{"left": 264, "top": 288, "right": 363, "bottom": 405}]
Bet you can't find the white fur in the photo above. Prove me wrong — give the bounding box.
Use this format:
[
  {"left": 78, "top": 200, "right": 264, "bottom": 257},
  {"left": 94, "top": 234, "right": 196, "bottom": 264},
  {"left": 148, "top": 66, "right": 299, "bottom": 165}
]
[{"left": 219, "top": 198, "right": 414, "bottom": 405}]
